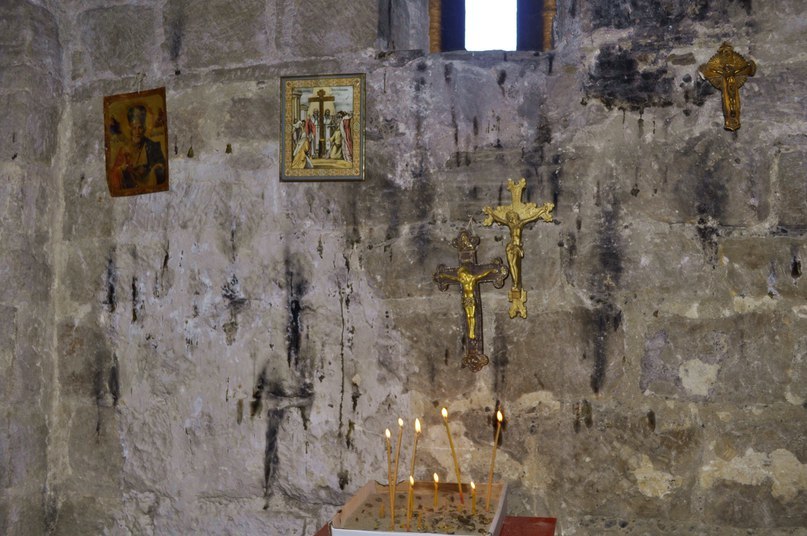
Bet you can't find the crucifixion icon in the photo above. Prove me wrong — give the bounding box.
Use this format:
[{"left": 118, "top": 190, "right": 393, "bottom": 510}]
[
  {"left": 434, "top": 229, "right": 508, "bottom": 372},
  {"left": 308, "top": 89, "right": 334, "bottom": 156},
  {"left": 482, "top": 178, "right": 553, "bottom": 319}
]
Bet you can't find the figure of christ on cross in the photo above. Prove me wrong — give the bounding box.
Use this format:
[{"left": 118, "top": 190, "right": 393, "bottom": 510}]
[
  {"left": 434, "top": 230, "right": 508, "bottom": 372},
  {"left": 483, "top": 178, "right": 553, "bottom": 319},
  {"left": 698, "top": 43, "right": 756, "bottom": 131},
  {"left": 308, "top": 89, "right": 334, "bottom": 157}
]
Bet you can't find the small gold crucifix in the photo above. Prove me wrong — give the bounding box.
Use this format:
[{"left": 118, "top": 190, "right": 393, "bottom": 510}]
[
  {"left": 698, "top": 43, "right": 756, "bottom": 131},
  {"left": 434, "top": 229, "right": 508, "bottom": 372},
  {"left": 482, "top": 178, "right": 553, "bottom": 319}
]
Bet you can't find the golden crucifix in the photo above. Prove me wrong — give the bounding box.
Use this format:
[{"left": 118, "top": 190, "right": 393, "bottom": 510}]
[
  {"left": 698, "top": 43, "right": 756, "bottom": 131},
  {"left": 434, "top": 229, "right": 508, "bottom": 372},
  {"left": 482, "top": 178, "right": 553, "bottom": 319}
]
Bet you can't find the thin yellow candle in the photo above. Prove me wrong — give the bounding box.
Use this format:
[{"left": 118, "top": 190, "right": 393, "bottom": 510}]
[
  {"left": 471, "top": 481, "right": 477, "bottom": 515},
  {"left": 486, "top": 409, "right": 504, "bottom": 511},
  {"left": 409, "top": 418, "right": 421, "bottom": 479},
  {"left": 392, "top": 418, "right": 403, "bottom": 528},
  {"left": 385, "top": 428, "right": 393, "bottom": 528},
  {"left": 433, "top": 472, "right": 439, "bottom": 509},
  {"left": 406, "top": 475, "right": 414, "bottom": 531},
  {"left": 441, "top": 407, "right": 465, "bottom": 504}
]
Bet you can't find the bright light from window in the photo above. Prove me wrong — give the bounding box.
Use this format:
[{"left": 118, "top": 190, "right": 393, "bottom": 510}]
[{"left": 465, "top": 0, "right": 517, "bottom": 51}]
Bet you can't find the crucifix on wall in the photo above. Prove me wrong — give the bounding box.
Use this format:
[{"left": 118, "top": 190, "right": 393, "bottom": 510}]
[
  {"left": 434, "top": 229, "right": 508, "bottom": 372},
  {"left": 482, "top": 178, "right": 553, "bottom": 319},
  {"left": 308, "top": 89, "right": 334, "bottom": 157},
  {"left": 698, "top": 43, "right": 756, "bottom": 131}
]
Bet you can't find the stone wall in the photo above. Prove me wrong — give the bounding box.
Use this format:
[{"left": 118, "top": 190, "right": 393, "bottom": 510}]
[
  {"left": 0, "top": 1, "right": 62, "bottom": 534},
  {"left": 2, "top": 0, "right": 807, "bottom": 534}
]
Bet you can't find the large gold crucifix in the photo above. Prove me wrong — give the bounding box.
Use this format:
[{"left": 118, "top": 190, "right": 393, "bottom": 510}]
[
  {"left": 482, "top": 178, "right": 553, "bottom": 319},
  {"left": 698, "top": 43, "right": 756, "bottom": 131},
  {"left": 434, "top": 229, "right": 508, "bottom": 372}
]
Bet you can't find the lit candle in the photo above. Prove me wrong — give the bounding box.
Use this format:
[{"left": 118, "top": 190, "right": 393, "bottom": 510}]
[
  {"left": 486, "top": 409, "right": 504, "bottom": 511},
  {"left": 409, "top": 418, "right": 421, "bottom": 480},
  {"left": 441, "top": 407, "right": 465, "bottom": 504},
  {"left": 433, "top": 472, "right": 439, "bottom": 509},
  {"left": 471, "top": 481, "right": 477, "bottom": 515},
  {"left": 406, "top": 475, "right": 414, "bottom": 531},
  {"left": 385, "top": 428, "right": 393, "bottom": 528},
  {"left": 392, "top": 418, "right": 403, "bottom": 528}
]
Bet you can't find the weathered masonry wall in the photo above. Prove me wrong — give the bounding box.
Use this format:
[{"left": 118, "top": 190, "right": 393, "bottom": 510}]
[
  {"left": 0, "top": 1, "right": 62, "bottom": 534},
  {"left": 2, "top": 0, "right": 807, "bottom": 534}
]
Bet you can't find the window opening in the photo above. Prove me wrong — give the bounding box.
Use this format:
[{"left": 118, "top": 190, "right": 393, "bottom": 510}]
[
  {"left": 430, "top": 0, "right": 554, "bottom": 53},
  {"left": 465, "top": 0, "right": 517, "bottom": 51}
]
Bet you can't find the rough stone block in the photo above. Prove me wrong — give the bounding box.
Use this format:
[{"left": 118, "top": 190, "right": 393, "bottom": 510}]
[
  {"left": 64, "top": 404, "right": 123, "bottom": 496},
  {"left": 490, "top": 307, "right": 626, "bottom": 401},
  {"left": 0, "top": 305, "right": 15, "bottom": 403},
  {"left": 534, "top": 404, "right": 701, "bottom": 520},
  {"left": 0, "top": 406, "right": 47, "bottom": 490},
  {"left": 0, "top": 1, "right": 61, "bottom": 76},
  {"left": 721, "top": 236, "right": 807, "bottom": 301},
  {"left": 162, "top": 0, "right": 269, "bottom": 70},
  {"left": 76, "top": 5, "right": 159, "bottom": 77},
  {"left": 59, "top": 141, "right": 115, "bottom": 240},
  {"left": 274, "top": 0, "right": 376, "bottom": 58},
  {"left": 60, "top": 243, "right": 112, "bottom": 307},
  {"left": 52, "top": 495, "right": 118, "bottom": 536},
  {"left": 153, "top": 502, "right": 310, "bottom": 535},
  {"left": 224, "top": 93, "right": 277, "bottom": 141},
  {"left": 640, "top": 312, "right": 804, "bottom": 404},
  {"left": 777, "top": 150, "right": 807, "bottom": 229},
  {"left": 401, "top": 306, "right": 481, "bottom": 396},
  {"left": 0, "top": 491, "right": 47, "bottom": 536},
  {"left": 66, "top": 98, "right": 105, "bottom": 168},
  {"left": 0, "top": 92, "right": 59, "bottom": 163},
  {"left": 378, "top": 0, "right": 429, "bottom": 52},
  {"left": 0, "top": 246, "right": 51, "bottom": 305},
  {"left": 0, "top": 64, "right": 60, "bottom": 101},
  {"left": 57, "top": 323, "right": 117, "bottom": 403},
  {"left": 743, "top": 63, "right": 807, "bottom": 127},
  {"left": 703, "top": 481, "right": 807, "bottom": 528},
  {"left": 2, "top": 331, "right": 46, "bottom": 406}
]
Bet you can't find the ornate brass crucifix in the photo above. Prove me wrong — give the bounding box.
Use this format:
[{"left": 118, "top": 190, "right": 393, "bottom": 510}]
[
  {"left": 698, "top": 43, "right": 756, "bottom": 131},
  {"left": 482, "top": 178, "right": 553, "bottom": 319},
  {"left": 434, "top": 229, "right": 508, "bottom": 372}
]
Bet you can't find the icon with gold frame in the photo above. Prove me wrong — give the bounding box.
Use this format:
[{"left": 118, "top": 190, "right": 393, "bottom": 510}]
[
  {"left": 280, "top": 73, "right": 365, "bottom": 182},
  {"left": 103, "top": 87, "right": 169, "bottom": 197}
]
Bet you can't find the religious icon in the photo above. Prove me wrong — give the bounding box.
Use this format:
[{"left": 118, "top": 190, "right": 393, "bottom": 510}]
[
  {"left": 698, "top": 43, "right": 756, "bottom": 131},
  {"left": 103, "top": 87, "right": 169, "bottom": 197},
  {"left": 482, "top": 178, "right": 554, "bottom": 319},
  {"left": 280, "top": 74, "right": 365, "bottom": 181},
  {"left": 434, "top": 229, "right": 509, "bottom": 372}
]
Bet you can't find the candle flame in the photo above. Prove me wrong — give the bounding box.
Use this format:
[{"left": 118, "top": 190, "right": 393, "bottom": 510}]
[
  {"left": 441, "top": 407, "right": 448, "bottom": 419},
  {"left": 434, "top": 473, "right": 439, "bottom": 483},
  {"left": 496, "top": 410, "right": 503, "bottom": 422},
  {"left": 471, "top": 481, "right": 476, "bottom": 490},
  {"left": 415, "top": 418, "right": 421, "bottom": 433},
  {"left": 398, "top": 417, "right": 404, "bottom": 427},
  {"left": 385, "top": 428, "right": 391, "bottom": 439},
  {"left": 410, "top": 475, "right": 415, "bottom": 485}
]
